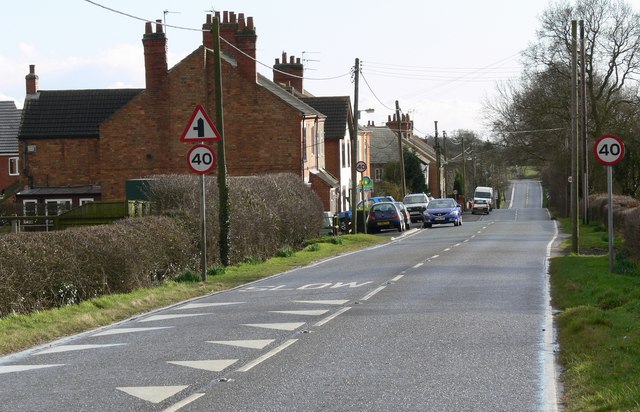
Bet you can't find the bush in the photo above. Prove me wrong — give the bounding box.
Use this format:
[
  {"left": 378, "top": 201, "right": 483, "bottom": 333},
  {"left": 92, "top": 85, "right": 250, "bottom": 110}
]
[
  {"left": 0, "top": 216, "right": 196, "bottom": 317},
  {"left": 145, "top": 173, "right": 325, "bottom": 265}
]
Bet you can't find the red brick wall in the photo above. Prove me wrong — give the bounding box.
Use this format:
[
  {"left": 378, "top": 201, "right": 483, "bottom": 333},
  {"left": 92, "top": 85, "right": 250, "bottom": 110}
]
[
  {"left": 0, "top": 154, "right": 19, "bottom": 192},
  {"left": 99, "top": 46, "right": 304, "bottom": 200},
  {"left": 20, "top": 138, "right": 100, "bottom": 188},
  {"left": 324, "top": 139, "right": 340, "bottom": 179}
]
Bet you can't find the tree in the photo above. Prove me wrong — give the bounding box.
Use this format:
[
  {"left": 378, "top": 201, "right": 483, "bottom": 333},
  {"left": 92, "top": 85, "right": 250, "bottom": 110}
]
[
  {"left": 403, "top": 148, "right": 428, "bottom": 194},
  {"left": 484, "top": 0, "right": 640, "bottom": 212}
]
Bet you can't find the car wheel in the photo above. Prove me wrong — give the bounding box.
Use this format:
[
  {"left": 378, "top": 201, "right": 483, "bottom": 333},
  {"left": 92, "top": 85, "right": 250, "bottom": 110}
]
[{"left": 459, "top": 218, "right": 462, "bottom": 226}]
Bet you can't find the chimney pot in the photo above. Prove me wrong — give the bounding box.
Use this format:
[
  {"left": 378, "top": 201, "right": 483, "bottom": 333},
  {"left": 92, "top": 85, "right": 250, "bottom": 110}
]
[
  {"left": 155, "top": 19, "right": 163, "bottom": 33},
  {"left": 247, "top": 17, "right": 254, "bottom": 30},
  {"left": 25, "top": 64, "right": 39, "bottom": 96}
]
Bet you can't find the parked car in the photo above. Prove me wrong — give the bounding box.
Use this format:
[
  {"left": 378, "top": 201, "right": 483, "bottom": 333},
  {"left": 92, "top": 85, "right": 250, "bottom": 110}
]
[
  {"left": 422, "top": 198, "right": 462, "bottom": 228},
  {"left": 394, "top": 201, "right": 411, "bottom": 229},
  {"left": 337, "top": 196, "right": 396, "bottom": 231},
  {"left": 366, "top": 201, "right": 405, "bottom": 233},
  {"left": 402, "top": 193, "right": 430, "bottom": 223}
]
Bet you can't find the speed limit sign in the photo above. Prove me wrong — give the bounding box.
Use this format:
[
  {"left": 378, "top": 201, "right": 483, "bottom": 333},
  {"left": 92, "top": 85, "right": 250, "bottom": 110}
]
[
  {"left": 187, "top": 144, "right": 217, "bottom": 174},
  {"left": 594, "top": 134, "right": 625, "bottom": 165}
]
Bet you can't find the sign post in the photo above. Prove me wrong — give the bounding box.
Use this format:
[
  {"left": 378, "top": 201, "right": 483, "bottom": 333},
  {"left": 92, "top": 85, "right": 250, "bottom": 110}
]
[
  {"left": 356, "top": 162, "right": 367, "bottom": 233},
  {"left": 594, "top": 134, "right": 625, "bottom": 272},
  {"left": 182, "top": 105, "right": 221, "bottom": 281}
]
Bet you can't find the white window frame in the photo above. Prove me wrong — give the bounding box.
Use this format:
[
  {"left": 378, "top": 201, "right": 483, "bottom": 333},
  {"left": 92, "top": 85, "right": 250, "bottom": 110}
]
[
  {"left": 79, "top": 198, "right": 94, "bottom": 206},
  {"left": 22, "top": 199, "right": 38, "bottom": 225},
  {"left": 45, "top": 198, "right": 72, "bottom": 216},
  {"left": 8, "top": 157, "right": 19, "bottom": 176}
]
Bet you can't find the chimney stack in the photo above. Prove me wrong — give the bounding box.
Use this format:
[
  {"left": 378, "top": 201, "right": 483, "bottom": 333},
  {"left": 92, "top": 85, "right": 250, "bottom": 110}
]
[
  {"left": 25, "top": 64, "right": 39, "bottom": 97},
  {"left": 209, "top": 11, "right": 257, "bottom": 83},
  {"left": 273, "top": 52, "right": 304, "bottom": 93},
  {"left": 142, "top": 19, "right": 168, "bottom": 91}
]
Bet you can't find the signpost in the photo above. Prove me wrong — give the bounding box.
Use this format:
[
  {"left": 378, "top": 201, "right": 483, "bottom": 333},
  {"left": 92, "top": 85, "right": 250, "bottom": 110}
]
[
  {"left": 182, "top": 105, "right": 221, "bottom": 281},
  {"left": 594, "top": 134, "right": 625, "bottom": 272},
  {"left": 355, "top": 162, "right": 368, "bottom": 233}
]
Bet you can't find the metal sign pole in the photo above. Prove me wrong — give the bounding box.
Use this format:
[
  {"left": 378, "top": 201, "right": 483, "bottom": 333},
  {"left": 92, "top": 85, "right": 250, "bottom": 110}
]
[
  {"left": 607, "top": 165, "right": 614, "bottom": 272},
  {"left": 200, "top": 173, "right": 207, "bottom": 281}
]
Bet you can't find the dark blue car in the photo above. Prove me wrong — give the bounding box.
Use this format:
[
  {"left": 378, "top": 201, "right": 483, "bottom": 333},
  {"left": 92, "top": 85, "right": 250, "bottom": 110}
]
[
  {"left": 422, "top": 198, "right": 462, "bottom": 228},
  {"left": 337, "top": 196, "right": 395, "bottom": 231}
]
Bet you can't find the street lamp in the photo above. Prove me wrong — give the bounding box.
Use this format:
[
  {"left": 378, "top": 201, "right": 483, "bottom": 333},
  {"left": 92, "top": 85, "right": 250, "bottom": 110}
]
[{"left": 358, "top": 108, "right": 375, "bottom": 119}]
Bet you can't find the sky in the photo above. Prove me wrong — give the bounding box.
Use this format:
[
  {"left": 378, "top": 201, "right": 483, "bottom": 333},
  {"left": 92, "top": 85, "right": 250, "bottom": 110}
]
[{"left": 2, "top": 0, "right": 640, "bottom": 139}]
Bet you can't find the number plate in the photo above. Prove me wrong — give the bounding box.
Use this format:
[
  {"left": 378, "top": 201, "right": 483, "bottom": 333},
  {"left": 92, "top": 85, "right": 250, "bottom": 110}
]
[
  {"left": 435, "top": 217, "right": 445, "bottom": 221},
  {"left": 376, "top": 221, "right": 389, "bottom": 226}
]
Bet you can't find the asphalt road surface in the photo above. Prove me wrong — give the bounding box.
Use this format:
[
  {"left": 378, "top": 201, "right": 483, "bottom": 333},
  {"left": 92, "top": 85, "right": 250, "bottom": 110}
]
[{"left": 0, "top": 179, "right": 560, "bottom": 411}]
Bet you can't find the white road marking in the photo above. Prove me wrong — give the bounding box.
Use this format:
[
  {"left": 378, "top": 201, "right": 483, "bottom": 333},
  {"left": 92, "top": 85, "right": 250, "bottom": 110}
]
[
  {"left": 175, "top": 302, "right": 244, "bottom": 310},
  {"left": 206, "top": 339, "right": 275, "bottom": 349},
  {"left": 92, "top": 327, "right": 172, "bottom": 336},
  {"left": 294, "top": 300, "right": 349, "bottom": 305},
  {"left": 35, "top": 343, "right": 126, "bottom": 355},
  {"left": 0, "top": 364, "right": 64, "bottom": 374},
  {"left": 429, "top": 255, "right": 440, "bottom": 260},
  {"left": 392, "top": 274, "right": 405, "bottom": 281},
  {"left": 453, "top": 243, "right": 461, "bottom": 247},
  {"left": 443, "top": 247, "right": 451, "bottom": 252},
  {"left": 138, "top": 313, "right": 209, "bottom": 322},
  {"left": 162, "top": 393, "right": 205, "bottom": 412},
  {"left": 167, "top": 359, "right": 237, "bottom": 372},
  {"left": 314, "top": 307, "right": 351, "bottom": 327},
  {"left": 116, "top": 386, "right": 188, "bottom": 404},
  {"left": 242, "top": 322, "right": 306, "bottom": 331},
  {"left": 236, "top": 339, "right": 298, "bottom": 372},
  {"left": 361, "top": 286, "right": 386, "bottom": 301},
  {"left": 269, "top": 310, "right": 329, "bottom": 316}
]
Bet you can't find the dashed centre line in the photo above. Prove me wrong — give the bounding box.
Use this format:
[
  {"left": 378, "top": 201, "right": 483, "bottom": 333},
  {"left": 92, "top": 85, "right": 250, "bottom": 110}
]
[
  {"left": 314, "top": 307, "right": 351, "bottom": 327},
  {"left": 236, "top": 339, "right": 298, "bottom": 372}
]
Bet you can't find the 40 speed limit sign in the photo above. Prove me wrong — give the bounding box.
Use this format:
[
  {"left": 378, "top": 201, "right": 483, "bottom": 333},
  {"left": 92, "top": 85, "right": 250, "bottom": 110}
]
[
  {"left": 187, "top": 144, "right": 217, "bottom": 174},
  {"left": 594, "top": 134, "right": 625, "bottom": 166}
]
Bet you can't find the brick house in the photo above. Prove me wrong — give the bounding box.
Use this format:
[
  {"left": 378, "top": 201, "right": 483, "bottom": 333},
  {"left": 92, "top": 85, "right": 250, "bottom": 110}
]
[
  {"left": 364, "top": 112, "right": 440, "bottom": 198},
  {"left": 17, "top": 11, "right": 333, "bottom": 214},
  {"left": 0, "top": 101, "right": 21, "bottom": 198}
]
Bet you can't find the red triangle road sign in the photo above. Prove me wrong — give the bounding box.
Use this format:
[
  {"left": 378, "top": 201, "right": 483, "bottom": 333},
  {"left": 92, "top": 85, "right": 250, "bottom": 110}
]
[{"left": 180, "top": 105, "right": 221, "bottom": 142}]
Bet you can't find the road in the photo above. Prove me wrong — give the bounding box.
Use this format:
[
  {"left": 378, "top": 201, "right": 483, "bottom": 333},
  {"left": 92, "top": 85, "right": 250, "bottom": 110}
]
[{"left": 0, "top": 179, "right": 559, "bottom": 411}]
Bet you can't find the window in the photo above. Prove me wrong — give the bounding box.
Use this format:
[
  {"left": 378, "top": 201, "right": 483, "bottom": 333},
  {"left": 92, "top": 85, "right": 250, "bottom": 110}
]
[
  {"left": 8, "top": 157, "right": 18, "bottom": 176},
  {"left": 45, "top": 199, "right": 72, "bottom": 217},
  {"left": 341, "top": 141, "right": 346, "bottom": 168},
  {"left": 375, "top": 168, "right": 383, "bottom": 182},
  {"left": 302, "top": 123, "right": 307, "bottom": 162},
  {"left": 23, "top": 200, "right": 38, "bottom": 225},
  {"left": 79, "top": 198, "right": 94, "bottom": 206}
]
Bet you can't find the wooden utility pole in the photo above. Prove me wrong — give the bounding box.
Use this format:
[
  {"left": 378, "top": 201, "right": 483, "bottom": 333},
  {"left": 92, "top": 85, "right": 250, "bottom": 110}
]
[
  {"left": 580, "top": 20, "right": 589, "bottom": 224},
  {"left": 351, "top": 58, "right": 360, "bottom": 233},
  {"left": 571, "top": 20, "right": 580, "bottom": 254},
  {"left": 395, "top": 100, "right": 407, "bottom": 197},
  {"left": 434, "top": 121, "right": 441, "bottom": 198},
  {"left": 212, "top": 16, "right": 230, "bottom": 265},
  {"left": 442, "top": 130, "right": 448, "bottom": 196}
]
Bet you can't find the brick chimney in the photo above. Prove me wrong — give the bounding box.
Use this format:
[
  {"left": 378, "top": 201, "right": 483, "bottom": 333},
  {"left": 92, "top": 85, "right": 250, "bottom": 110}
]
[
  {"left": 205, "top": 11, "right": 257, "bottom": 83},
  {"left": 25, "top": 64, "right": 39, "bottom": 98},
  {"left": 142, "top": 20, "right": 168, "bottom": 91},
  {"left": 273, "top": 52, "right": 304, "bottom": 93}
]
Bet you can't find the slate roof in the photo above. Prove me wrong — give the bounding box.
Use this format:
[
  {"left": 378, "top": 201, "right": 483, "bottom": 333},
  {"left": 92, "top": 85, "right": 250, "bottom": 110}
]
[
  {"left": 300, "top": 96, "right": 351, "bottom": 140},
  {"left": 18, "top": 89, "right": 143, "bottom": 139},
  {"left": 257, "top": 73, "right": 325, "bottom": 118},
  {"left": 365, "top": 125, "right": 401, "bottom": 163},
  {"left": 16, "top": 184, "right": 101, "bottom": 196},
  {"left": 0, "top": 101, "right": 21, "bottom": 154}
]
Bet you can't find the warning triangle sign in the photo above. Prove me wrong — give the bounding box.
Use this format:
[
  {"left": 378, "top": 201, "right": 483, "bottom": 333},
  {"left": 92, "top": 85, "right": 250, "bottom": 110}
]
[{"left": 180, "top": 105, "right": 221, "bottom": 142}]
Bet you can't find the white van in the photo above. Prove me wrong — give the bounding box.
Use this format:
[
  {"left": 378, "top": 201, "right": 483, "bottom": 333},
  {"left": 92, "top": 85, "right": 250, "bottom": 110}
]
[{"left": 472, "top": 186, "right": 494, "bottom": 214}]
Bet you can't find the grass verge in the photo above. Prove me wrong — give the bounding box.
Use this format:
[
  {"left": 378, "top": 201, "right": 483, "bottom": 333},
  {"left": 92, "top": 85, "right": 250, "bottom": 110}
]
[
  {"left": 0, "top": 234, "right": 385, "bottom": 357},
  {"left": 551, "top": 219, "right": 640, "bottom": 411}
]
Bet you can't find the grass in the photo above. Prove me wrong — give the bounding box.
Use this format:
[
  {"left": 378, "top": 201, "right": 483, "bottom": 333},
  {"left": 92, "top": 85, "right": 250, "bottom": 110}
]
[
  {"left": 551, "top": 218, "right": 640, "bottom": 411},
  {"left": 0, "top": 234, "right": 385, "bottom": 357}
]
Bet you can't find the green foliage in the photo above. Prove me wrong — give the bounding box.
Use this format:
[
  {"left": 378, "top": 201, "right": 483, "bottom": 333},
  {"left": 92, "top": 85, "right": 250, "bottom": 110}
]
[
  {"left": 306, "top": 243, "right": 321, "bottom": 252},
  {"left": 276, "top": 245, "right": 294, "bottom": 258},
  {"left": 551, "top": 218, "right": 640, "bottom": 411},
  {"left": 207, "top": 264, "right": 226, "bottom": 277},
  {"left": 403, "top": 148, "right": 427, "bottom": 193},
  {"left": 174, "top": 271, "right": 201, "bottom": 283},
  {"left": 453, "top": 170, "right": 464, "bottom": 196}
]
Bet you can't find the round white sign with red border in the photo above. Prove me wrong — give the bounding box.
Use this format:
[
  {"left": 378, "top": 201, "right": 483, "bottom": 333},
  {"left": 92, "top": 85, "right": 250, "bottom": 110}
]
[
  {"left": 594, "top": 134, "right": 625, "bottom": 166},
  {"left": 187, "top": 144, "right": 217, "bottom": 174}
]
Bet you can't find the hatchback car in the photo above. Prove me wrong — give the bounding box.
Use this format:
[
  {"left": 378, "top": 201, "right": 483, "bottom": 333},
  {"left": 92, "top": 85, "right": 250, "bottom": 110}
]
[
  {"left": 337, "top": 196, "right": 396, "bottom": 232},
  {"left": 366, "top": 202, "right": 405, "bottom": 233},
  {"left": 422, "top": 198, "right": 462, "bottom": 228}
]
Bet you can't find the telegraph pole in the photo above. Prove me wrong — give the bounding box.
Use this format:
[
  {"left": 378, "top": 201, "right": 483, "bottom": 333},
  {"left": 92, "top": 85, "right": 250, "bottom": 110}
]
[
  {"left": 351, "top": 58, "right": 360, "bottom": 233},
  {"left": 434, "top": 121, "right": 441, "bottom": 198},
  {"left": 395, "top": 100, "right": 407, "bottom": 197},
  {"left": 442, "top": 130, "right": 448, "bottom": 196},
  {"left": 571, "top": 20, "right": 580, "bottom": 254},
  {"left": 580, "top": 20, "right": 589, "bottom": 224},
  {"left": 212, "top": 16, "right": 231, "bottom": 265}
]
